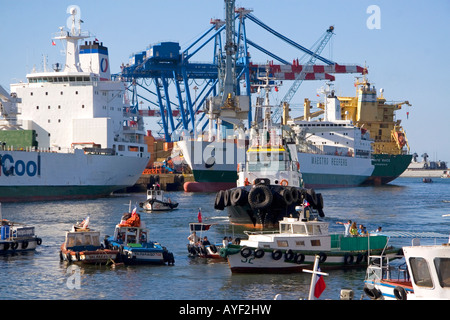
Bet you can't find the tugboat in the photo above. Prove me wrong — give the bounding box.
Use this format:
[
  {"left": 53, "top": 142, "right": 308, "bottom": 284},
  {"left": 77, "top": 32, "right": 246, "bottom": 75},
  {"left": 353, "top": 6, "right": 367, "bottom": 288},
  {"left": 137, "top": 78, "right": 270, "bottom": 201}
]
[
  {"left": 105, "top": 208, "right": 175, "bottom": 265},
  {"left": 60, "top": 216, "right": 118, "bottom": 264},
  {"left": 214, "top": 70, "right": 323, "bottom": 228},
  {"left": 220, "top": 206, "right": 399, "bottom": 273},
  {"left": 139, "top": 184, "right": 178, "bottom": 212},
  {"left": 0, "top": 204, "right": 42, "bottom": 253}
]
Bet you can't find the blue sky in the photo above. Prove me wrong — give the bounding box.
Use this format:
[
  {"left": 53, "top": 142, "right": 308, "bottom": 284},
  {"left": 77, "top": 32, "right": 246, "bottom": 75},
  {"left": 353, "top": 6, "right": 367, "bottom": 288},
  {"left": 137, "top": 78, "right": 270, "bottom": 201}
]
[{"left": 1, "top": 0, "right": 449, "bottom": 162}]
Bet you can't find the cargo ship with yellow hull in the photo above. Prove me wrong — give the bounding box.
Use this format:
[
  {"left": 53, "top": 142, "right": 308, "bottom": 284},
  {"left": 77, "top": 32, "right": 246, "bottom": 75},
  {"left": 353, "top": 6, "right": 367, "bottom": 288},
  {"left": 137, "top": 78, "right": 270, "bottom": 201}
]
[{"left": 337, "top": 77, "right": 412, "bottom": 185}]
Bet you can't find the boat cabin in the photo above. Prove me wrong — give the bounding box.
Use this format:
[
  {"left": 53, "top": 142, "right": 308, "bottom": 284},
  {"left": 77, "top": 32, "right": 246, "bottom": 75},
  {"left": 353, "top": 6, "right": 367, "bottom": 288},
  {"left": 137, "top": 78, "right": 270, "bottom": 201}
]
[
  {"left": 113, "top": 225, "right": 149, "bottom": 245},
  {"left": 64, "top": 229, "right": 102, "bottom": 251}
]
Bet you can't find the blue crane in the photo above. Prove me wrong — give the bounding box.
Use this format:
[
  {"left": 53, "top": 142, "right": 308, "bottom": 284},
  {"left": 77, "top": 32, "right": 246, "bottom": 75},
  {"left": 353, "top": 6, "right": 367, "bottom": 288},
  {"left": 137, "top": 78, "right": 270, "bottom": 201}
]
[{"left": 116, "top": 3, "right": 364, "bottom": 142}]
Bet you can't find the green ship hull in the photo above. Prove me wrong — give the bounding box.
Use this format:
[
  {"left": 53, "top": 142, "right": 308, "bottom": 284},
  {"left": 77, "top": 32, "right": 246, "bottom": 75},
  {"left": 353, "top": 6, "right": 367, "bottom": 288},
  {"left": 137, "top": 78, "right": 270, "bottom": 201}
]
[{"left": 364, "top": 154, "right": 412, "bottom": 185}]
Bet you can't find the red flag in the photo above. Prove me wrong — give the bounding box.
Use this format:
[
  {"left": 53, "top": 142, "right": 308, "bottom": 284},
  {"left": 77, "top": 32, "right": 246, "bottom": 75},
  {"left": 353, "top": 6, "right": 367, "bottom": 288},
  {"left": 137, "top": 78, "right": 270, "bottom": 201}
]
[
  {"left": 314, "top": 268, "right": 326, "bottom": 298},
  {"left": 51, "top": 40, "right": 56, "bottom": 46},
  {"left": 197, "top": 209, "right": 202, "bottom": 223}
]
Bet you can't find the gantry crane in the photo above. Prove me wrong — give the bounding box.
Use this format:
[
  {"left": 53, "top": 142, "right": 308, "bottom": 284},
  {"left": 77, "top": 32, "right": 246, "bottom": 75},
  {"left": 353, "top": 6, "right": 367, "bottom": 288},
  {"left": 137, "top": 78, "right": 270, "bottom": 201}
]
[{"left": 116, "top": 2, "right": 366, "bottom": 141}]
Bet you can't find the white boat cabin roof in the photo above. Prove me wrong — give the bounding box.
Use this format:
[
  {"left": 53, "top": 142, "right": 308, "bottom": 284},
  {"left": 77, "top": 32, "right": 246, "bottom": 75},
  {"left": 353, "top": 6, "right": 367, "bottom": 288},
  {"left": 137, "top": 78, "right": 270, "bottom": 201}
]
[{"left": 65, "top": 229, "right": 101, "bottom": 247}]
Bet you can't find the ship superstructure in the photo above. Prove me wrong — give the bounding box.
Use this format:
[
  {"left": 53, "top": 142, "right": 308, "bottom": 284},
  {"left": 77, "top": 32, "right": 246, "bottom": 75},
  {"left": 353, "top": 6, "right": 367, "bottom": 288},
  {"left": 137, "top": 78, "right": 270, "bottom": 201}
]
[
  {"left": 338, "top": 76, "right": 412, "bottom": 184},
  {"left": 0, "top": 7, "right": 149, "bottom": 202}
]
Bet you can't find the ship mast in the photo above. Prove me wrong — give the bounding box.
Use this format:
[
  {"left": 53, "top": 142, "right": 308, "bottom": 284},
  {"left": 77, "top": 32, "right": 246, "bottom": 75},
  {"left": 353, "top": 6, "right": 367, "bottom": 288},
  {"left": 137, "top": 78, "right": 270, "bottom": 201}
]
[{"left": 53, "top": 6, "right": 90, "bottom": 73}]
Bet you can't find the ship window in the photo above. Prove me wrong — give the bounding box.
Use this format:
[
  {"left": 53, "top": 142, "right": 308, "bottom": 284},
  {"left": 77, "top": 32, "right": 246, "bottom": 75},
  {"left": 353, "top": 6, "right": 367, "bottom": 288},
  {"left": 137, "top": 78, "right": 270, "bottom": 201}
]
[
  {"left": 69, "top": 77, "right": 75, "bottom": 82},
  {"left": 292, "top": 224, "right": 306, "bottom": 234},
  {"left": 30, "top": 92, "right": 33, "bottom": 96},
  {"left": 295, "top": 241, "right": 305, "bottom": 246},
  {"left": 75, "top": 91, "right": 78, "bottom": 95},
  {"left": 36, "top": 106, "right": 39, "bottom": 109},
  {"left": 276, "top": 240, "right": 289, "bottom": 247},
  {"left": 60, "top": 91, "right": 63, "bottom": 95},
  {"left": 409, "top": 257, "right": 433, "bottom": 288},
  {"left": 311, "top": 240, "right": 321, "bottom": 246},
  {"left": 434, "top": 258, "right": 450, "bottom": 288},
  {"left": 48, "top": 105, "right": 50, "bottom": 109},
  {"left": 45, "top": 92, "right": 48, "bottom": 95}
]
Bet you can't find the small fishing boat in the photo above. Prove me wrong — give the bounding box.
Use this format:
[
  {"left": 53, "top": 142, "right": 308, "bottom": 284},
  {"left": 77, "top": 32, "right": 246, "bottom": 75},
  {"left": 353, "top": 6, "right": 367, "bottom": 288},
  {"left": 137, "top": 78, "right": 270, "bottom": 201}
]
[
  {"left": 60, "top": 216, "right": 118, "bottom": 264},
  {"left": 220, "top": 206, "right": 400, "bottom": 273},
  {"left": 363, "top": 232, "right": 450, "bottom": 300},
  {"left": 139, "top": 185, "right": 178, "bottom": 212},
  {"left": 0, "top": 204, "right": 42, "bottom": 253},
  {"left": 105, "top": 208, "right": 175, "bottom": 265},
  {"left": 423, "top": 178, "right": 433, "bottom": 183},
  {"left": 187, "top": 222, "right": 224, "bottom": 259}
]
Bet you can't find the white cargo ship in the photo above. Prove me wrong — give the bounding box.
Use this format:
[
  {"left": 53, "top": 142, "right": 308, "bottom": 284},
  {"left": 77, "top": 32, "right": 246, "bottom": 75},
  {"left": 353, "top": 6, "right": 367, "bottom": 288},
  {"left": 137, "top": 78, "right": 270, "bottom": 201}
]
[{"left": 0, "top": 8, "right": 149, "bottom": 202}]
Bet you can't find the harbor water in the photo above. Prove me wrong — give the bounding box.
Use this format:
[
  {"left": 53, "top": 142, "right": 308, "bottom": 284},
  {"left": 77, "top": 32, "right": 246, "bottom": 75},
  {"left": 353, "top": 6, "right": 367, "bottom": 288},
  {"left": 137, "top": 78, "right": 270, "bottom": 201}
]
[{"left": 0, "top": 177, "right": 449, "bottom": 301}]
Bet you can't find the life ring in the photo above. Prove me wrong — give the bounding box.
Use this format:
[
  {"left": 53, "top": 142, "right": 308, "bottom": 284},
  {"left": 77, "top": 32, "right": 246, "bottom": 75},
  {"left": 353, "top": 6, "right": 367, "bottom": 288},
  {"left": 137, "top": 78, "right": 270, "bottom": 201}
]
[
  {"left": 214, "top": 190, "right": 225, "bottom": 210},
  {"left": 284, "top": 249, "right": 295, "bottom": 261},
  {"left": 272, "top": 250, "right": 282, "bottom": 260},
  {"left": 344, "top": 253, "right": 354, "bottom": 265},
  {"left": 280, "top": 179, "right": 288, "bottom": 186},
  {"left": 248, "top": 185, "right": 273, "bottom": 210},
  {"left": 36, "top": 238, "right": 42, "bottom": 245},
  {"left": 318, "top": 252, "right": 327, "bottom": 263},
  {"left": 22, "top": 240, "right": 28, "bottom": 249},
  {"left": 11, "top": 242, "right": 18, "bottom": 250},
  {"left": 295, "top": 253, "right": 305, "bottom": 264},
  {"left": 364, "top": 287, "right": 382, "bottom": 300},
  {"left": 254, "top": 249, "right": 265, "bottom": 258},
  {"left": 231, "top": 188, "right": 248, "bottom": 206},
  {"left": 240, "top": 247, "right": 253, "bottom": 258},
  {"left": 394, "top": 286, "right": 408, "bottom": 300}
]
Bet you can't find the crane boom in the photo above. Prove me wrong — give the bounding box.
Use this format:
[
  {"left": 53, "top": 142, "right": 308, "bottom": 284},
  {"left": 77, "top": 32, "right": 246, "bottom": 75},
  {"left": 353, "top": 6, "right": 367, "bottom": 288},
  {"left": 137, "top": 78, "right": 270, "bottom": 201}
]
[{"left": 272, "top": 26, "right": 335, "bottom": 123}]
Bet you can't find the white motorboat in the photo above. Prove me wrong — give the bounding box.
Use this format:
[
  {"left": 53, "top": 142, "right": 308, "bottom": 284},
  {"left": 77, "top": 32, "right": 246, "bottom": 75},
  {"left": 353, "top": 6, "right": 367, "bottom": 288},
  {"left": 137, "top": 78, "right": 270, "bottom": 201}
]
[{"left": 364, "top": 232, "right": 450, "bottom": 300}]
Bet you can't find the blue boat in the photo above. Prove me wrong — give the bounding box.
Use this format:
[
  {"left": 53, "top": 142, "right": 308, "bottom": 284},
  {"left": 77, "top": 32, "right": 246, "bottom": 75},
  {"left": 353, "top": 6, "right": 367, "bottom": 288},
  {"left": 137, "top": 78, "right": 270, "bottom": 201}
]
[{"left": 104, "top": 210, "right": 174, "bottom": 265}]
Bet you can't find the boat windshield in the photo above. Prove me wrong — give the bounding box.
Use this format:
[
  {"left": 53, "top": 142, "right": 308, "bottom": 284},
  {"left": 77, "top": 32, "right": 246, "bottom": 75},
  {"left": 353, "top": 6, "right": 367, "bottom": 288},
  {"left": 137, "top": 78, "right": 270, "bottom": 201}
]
[
  {"left": 435, "top": 258, "right": 450, "bottom": 288},
  {"left": 247, "top": 151, "right": 289, "bottom": 172},
  {"left": 66, "top": 232, "right": 101, "bottom": 247},
  {"left": 409, "top": 257, "right": 433, "bottom": 288}
]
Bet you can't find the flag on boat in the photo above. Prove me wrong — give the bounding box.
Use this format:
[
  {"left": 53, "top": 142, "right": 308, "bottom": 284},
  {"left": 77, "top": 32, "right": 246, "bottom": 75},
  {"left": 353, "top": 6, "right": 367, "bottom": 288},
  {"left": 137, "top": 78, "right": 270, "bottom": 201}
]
[
  {"left": 52, "top": 40, "right": 56, "bottom": 46},
  {"left": 197, "top": 208, "right": 202, "bottom": 223},
  {"left": 303, "top": 199, "right": 310, "bottom": 207},
  {"left": 314, "top": 267, "right": 326, "bottom": 298}
]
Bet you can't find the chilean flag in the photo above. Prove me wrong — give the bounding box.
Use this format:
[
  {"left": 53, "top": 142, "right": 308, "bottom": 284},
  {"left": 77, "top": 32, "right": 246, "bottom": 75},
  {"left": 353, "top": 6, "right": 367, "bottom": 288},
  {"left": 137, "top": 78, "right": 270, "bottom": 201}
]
[
  {"left": 303, "top": 199, "right": 310, "bottom": 207},
  {"left": 314, "top": 267, "right": 326, "bottom": 298}
]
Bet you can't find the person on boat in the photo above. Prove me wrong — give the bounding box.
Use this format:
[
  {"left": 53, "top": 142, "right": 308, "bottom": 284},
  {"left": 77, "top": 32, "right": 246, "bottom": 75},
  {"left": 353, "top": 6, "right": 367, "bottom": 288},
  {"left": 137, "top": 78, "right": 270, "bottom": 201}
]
[
  {"left": 336, "top": 220, "right": 352, "bottom": 237},
  {"left": 222, "top": 237, "right": 228, "bottom": 248},
  {"left": 202, "top": 236, "right": 211, "bottom": 246},
  {"left": 358, "top": 224, "right": 367, "bottom": 236},
  {"left": 187, "top": 231, "right": 200, "bottom": 245},
  {"left": 349, "top": 222, "right": 358, "bottom": 237}
]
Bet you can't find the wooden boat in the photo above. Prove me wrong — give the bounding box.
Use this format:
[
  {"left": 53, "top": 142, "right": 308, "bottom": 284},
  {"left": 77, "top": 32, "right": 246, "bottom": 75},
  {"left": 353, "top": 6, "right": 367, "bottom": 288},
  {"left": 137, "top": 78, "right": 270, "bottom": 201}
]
[
  {"left": 105, "top": 209, "right": 175, "bottom": 265},
  {"left": 0, "top": 203, "right": 42, "bottom": 253},
  {"left": 60, "top": 216, "right": 118, "bottom": 264}
]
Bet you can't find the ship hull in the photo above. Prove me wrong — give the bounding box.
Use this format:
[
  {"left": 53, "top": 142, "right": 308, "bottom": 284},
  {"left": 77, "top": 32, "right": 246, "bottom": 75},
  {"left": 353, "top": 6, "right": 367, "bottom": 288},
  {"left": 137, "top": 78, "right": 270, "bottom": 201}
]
[
  {"left": 0, "top": 150, "right": 149, "bottom": 202},
  {"left": 178, "top": 140, "right": 374, "bottom": 191},
  {"left": 297, "top": 152, "right": 374, "bottom": 188},
  {"left": 364, "top": 154, "right": 412, "bottom": 185}
]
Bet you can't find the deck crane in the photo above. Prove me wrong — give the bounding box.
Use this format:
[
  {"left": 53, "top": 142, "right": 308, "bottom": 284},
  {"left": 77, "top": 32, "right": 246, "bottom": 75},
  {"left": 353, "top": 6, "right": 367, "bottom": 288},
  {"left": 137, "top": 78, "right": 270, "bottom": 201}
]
[{"left": 273, "top": 26, "right": 335, "bottom": 124}]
